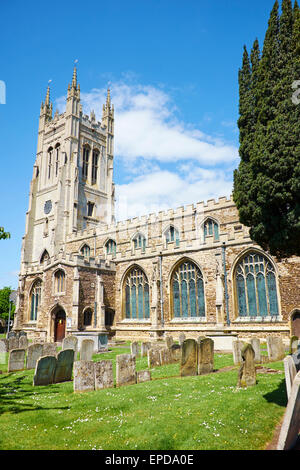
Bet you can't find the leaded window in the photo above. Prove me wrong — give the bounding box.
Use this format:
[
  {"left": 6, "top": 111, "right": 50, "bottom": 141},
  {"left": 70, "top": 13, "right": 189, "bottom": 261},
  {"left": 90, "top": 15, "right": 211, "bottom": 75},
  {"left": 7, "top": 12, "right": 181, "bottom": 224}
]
[
  {"left": 55, "top": 270, "right": 65, "bottom": 293},
  {"left": 124, "top": 267, "right": 150, "bottom": 320},
  {"left": 30, "top": 280, "right": 41, "bottom": 321},
  {"left": 80, "top": 244, "right": 90, "bottom": 257},
  {"left": 83, "top": 308, "right": 93, "bottom": 327},
  {"left": 203, "top": 218, "right": 219, "bottom": 241},
  {"left": 165, "top": 226, "right": 180, "bottom": 247},
  {"left": 133, "top": 233, "right": 146, "bottom": 252},
  {"left": 235, "top": 252, "right": 279, "bottom": 318},
  {"left": 171, "top": 261, "right": 205, "bottom": 318},
  {"left": 91, "top": 150, "right": 99, "bottom": 185},
  {"left": 55, "top": 144, "right": 60, "bottom": 177},
  {"left": 82, "top": 145, "right": 90, "bottom": 179},
  {"left": 48, "top": 147, "right": 53, "bottom": 179},
  {"left": 106, "top": 239, "right": 116, "bottom": 255}
]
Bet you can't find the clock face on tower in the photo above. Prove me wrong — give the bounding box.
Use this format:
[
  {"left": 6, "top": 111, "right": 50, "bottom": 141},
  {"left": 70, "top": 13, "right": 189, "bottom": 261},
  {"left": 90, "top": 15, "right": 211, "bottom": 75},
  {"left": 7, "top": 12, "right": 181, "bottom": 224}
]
[{"left": 44, "top": 200, "right": 52, "bottom": 215}]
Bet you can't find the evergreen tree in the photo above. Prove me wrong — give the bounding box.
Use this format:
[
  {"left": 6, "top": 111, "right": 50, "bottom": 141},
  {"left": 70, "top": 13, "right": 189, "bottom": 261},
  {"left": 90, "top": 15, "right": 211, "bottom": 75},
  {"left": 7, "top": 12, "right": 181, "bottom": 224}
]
[{"left": 233, "top": 0, "right": 300, "bottom": 258}]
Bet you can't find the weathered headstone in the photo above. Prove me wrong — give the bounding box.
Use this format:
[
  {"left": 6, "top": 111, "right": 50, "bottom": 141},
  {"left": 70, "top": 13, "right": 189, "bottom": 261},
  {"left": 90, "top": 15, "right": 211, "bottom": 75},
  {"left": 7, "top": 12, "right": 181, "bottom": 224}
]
[
  {"left": 250, "top": 337, "right": 261, "bottom": 364},
  {"left": 80, "top": 339, "right": 94, "bottom": 361},
  {"left": 290, "top": 336, "right": 299, "bottom": 355},
  {"left": 116, "top": 354, "right": 136, "bottom": 387},
  {"left": 98, "top": 333, "right": 108, "bottom": 351},
  {"left": 284, "top": 355, "right": 297, "bottom": 399},
  {"left": 53, "top": 349, "right": 74, "bottom": 383},
  {"left": 198, "top": 337, "right": 214, "bottom": 375},
  {"left": 130, "top": 341, "right": 139, "bottom": 357},
  {"left": 7, "top": 331, "right": 16, "bottom": 339},
  {"left": 237, "top": 343, "right": 256, "bottom": 387},
  {"left": 42, "top": 342, "right": 57, "bottom": 356},
  {"left": 18, "top": 330, "right": 27, "bottom": 338},
  {"left": 62, "top": 335, "right": 78, "bottom": 353},
  {"left": 137, "top": 370, "right": 151, "bottom": 383},
  {"left": 8, "top": 348, "right": 26, "bottom": 372},
  {"left": 94, "top": 360, "right": 114, "bottom": 390},
  {"left": 26, "top": 343, "right": 43, "bottom": 369},
  {"left": 8, "top": 336, "right": 19, "bottom": 351},
  {"left": 73, "top": 360, "right": 95, "bottom": 392},
  {"left": 159, "top": 347, "right": 171, "bottom": 365},
  {"left": 178, "top": 333, "right": 186, "bottom": 346},
  {"left": 19, "top": 335, "right": 28, "bottom": 349},
  {"left": 140, "top": 342, "right": 151, "bottom": 357},
  {"left": 267, "top": 336, "right": 285, "bottom": 361},
  {"left": 277, "top": 371, "right": 300, "bottom": 450},
  {"left": 232, "top": 339, "right": 244, "bottom": 365},
  {"left": 165, "top": 336, "right": 173, "bottom": 349},
  {"left": 33, "top": 355, "right": 57, "bottom": 386},
  {"left": 170, "top": 344, "right": 181, "bottom": 362},
  {"left": 180, "top": 339, "right": 198, "bottom": 377},
  {"left": 0, "top": 339, "right": 8, "bottom": 353},
  {"left": 147, "top": 348, "right": 161, "bottom": 368}
]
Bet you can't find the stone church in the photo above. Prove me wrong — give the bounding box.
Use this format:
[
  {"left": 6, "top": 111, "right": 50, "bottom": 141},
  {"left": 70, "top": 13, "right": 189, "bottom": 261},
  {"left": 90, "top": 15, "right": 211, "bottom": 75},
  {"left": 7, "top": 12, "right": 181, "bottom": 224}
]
[{"left": 13, "top": 67, "right": 300, "bottom": 348}]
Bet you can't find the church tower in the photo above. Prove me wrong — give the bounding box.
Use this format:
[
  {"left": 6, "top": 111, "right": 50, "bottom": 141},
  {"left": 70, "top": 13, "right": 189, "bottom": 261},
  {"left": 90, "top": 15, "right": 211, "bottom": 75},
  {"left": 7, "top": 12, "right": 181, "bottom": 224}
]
[{"left": 20, "top": 67, "right": 115, "bottom": 272}]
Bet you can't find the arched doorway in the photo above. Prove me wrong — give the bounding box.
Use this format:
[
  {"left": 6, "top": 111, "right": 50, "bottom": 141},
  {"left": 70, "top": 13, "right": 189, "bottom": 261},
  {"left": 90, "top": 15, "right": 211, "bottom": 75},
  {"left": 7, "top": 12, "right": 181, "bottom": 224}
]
[
  {"left": 54, "top": 309, "right": 66, "bottom": 342},
  {"left": 291, "top": 310, "right": 300, "bottom": 337}
]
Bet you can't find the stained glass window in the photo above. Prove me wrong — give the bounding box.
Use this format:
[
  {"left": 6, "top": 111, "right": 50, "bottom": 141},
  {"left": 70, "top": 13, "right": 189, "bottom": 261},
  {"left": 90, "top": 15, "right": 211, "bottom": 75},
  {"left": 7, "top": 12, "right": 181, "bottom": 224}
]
[
  {"left": 235, "top": 252, "right": 279, "bottom": 317},
  {"left": 82, "top": 145, "right": 90, "bottom": 179},
  {"left": 55, "top": 270, "right": 65, "bottom": 293},
  {"left": 171, "top": 261, "right": 205, "bottom": 318},
  {"left": 80, "top": 244, "right": 90, "bottom": 257},
  {"left": 124, "top": 267, "right": 150, "bottom": 320},
  {"left": 165, "top": 226, "right": 180, "bottom": 247},
  {"left": 133, "top": 233, "right": 146, "bottom": 252},
  {"left": 106, "top": 239, "right": 116, "bottom": 255},
  {"left": 30, "top": 280, "right": 41, "bottom": 321},
  {"left": 203, "top": 218, "right": 219, "bottom": 241},
  {"left": 91, "top": 150, "right": 99, "bottom": 185}
]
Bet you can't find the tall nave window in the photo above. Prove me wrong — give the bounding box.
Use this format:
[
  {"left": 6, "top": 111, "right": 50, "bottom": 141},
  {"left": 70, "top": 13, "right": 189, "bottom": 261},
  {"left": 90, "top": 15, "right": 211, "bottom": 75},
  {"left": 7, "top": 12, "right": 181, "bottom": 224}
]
[
  {"left": 171, "top": 260, "right": 205, "bottom": 318},
  {"left": 30, "top": 280, "right": 42, "bottom": 321},
  {"left": 124, "top": 267, "right": 150, "bottom": 320}
]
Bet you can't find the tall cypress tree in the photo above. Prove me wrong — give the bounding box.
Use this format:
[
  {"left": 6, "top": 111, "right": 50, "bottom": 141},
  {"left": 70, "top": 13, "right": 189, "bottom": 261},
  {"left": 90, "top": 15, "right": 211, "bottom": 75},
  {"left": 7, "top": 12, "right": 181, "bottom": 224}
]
[{"left": 233, "top": 0, "right": 300, "bottom": 258}]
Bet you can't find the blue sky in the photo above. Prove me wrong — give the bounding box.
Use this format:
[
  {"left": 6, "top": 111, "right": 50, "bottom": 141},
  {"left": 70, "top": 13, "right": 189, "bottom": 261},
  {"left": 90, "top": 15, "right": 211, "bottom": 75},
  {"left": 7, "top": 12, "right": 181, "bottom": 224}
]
[{"left": 0, "top": 0, "right": 278, "bottom": 289}]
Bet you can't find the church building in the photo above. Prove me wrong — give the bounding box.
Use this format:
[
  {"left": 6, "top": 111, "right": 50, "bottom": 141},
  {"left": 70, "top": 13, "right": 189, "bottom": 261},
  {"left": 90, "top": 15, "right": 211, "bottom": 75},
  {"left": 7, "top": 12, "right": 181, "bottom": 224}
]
[{"left": 13, "top": 67, "right": 300, "bottom": 347}]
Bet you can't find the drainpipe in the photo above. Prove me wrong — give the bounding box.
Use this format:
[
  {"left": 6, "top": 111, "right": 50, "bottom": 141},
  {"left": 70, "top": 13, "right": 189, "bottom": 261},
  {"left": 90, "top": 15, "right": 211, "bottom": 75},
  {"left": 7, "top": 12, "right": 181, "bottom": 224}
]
[
  {"left": 222, "top": 242, "right": 230, "bottom": 326},
  {"left": 159, "top": 254, "right": 164, "bottom": 327}
]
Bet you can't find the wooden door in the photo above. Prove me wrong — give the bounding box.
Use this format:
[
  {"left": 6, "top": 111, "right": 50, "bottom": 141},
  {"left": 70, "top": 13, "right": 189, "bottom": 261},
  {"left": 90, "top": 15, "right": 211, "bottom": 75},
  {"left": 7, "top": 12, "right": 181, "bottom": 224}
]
[
  {"left": 55, "top": 310, "right": 66, "bottom": 342},
  {"left": 292, "top": 312, "right": 300, "bottom": 338}
]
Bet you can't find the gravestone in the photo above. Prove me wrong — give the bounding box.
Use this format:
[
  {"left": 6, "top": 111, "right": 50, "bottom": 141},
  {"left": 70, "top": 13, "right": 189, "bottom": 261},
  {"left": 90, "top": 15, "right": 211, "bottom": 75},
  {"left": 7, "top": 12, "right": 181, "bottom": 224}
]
[
  {"left": 7, "top": 331, "right": 16, "bottom": 339},
  {"left": 80, "top": 339, "right": 94, "bottom": 361},
  {"left": 137, "top": 370, "right": 151, "bottom": 383},
  {"left": 267, "top": 336, "right": 285, "bottom": 361},
  {"left": 42, "top": 343, "right": 57, "bottom": 356},
  {"left": 19, "top": 335, "right": 28, "bottom": 349},
  {"left": 159, "top": 347, "right": 171, "bottom": 365},
  {"left": 170, "top": 344, "right": 181, "bottom": 362},
  {"left": 237, "top": 343, "right": 256, "bottom": 388},
  {"left": 73, "top": 360, "right": 95, "bottom": 392},
  {"left": 165, "top": 336, "right": 173, "bottom": 349},
  {"left": 116, "top": 354, "right": 136, "bottom": 387},
  {"left": 0, "top": 339, "right": 8, "bottom": 353},
  {"left": 180, "top": 339, "right": 198, "bottom": 377},
  {"left": 140, "top": 342, "right": 151, "bottom": 357},
  {"left": 130, "top": 341, "right": 139, "bottom": 357},
  {"left": 290, "top": 336, "right": 299, "bottom": 355},
  {"left": 178, "top": 333, "right": 186, "bottom": 346},
  {"left": 26, "top": 343, "right": 43, "bottom": 369},
  {"left": 8, "top": 336, "right": 19, "bottom": 351},
  {"left": 198, "top": 337, "right": 214, "bottom": 375},
  {"left": 250, "top": 337, "right": 261, "bottom": 363},
  {"left": 94, "top": 360, "right": 114, "bottom": 390},
  {"left": 277, "top": 371, "right": 300, "bottom": 450},
  {"left": 8, "top": 348, "right": 26, "bottom": 372},
  {"left": 33, "top": 355, "right": 57, "bottom": 386},
  {"left": 284, "top": 355, "right": 297, "bottom": 399},
  {"left": 53, "top": 349, "right": 74, "bottom": 383},
  {"left": 19, "top": 330, "right": 27, "bottom": 338},
  {"left": 62, "top": 335, "right": 78, "bottom": 353},
  {"left": 98, "top": 333, "right": 108, "bottom": 351},
  {"left": 292, "top": 348, "right": 300, "bottom": 372},
  {"left": 232, "top": 339, "right": 244, "bottom": 365},
  {"left": 147, "top": 348, "right": 161, "bottom": 368}
]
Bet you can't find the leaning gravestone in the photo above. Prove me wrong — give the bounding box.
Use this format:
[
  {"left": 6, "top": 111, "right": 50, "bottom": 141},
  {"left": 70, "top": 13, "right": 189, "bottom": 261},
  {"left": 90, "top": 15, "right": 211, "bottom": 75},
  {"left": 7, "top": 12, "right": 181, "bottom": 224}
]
[
  {"left": 198, "top": 337, "right": 214, "bottom": 375},
  {"left": 116, "top": 354, "right": 136, "bottom": 387},
  {"left": 62, "top": 335, "right": 78, "bottom": 353},
  {"left": 26, "top": 343, "right": 43, "bottom": 369},
  {"left": 159, "top": 347, "right": 171, "bottom": 365},
  {"left": 94, "top": 360, "right": 114, "bottom": 390},
  {"left": 180, "top": 339, "right": 198, "bottom": 377},
  {"left": 232, "top": 339, "right": 244, "bottom": 365},
  {"left": 277, "top": 371, "right": 300, "bottom": 450},
  {"left": 33, "top": 355, "right": 57, "bottom": 386},
  {"left": 130, "top": 341, "right": 139, "bottom": 357},
  {"left": 53, "top": 349, "right": 74, "bottom": 383},
  {"left": 8, "top": 349, "right": 26, "bottom": 372},
  {"left": 140, "top": 342, "right": 151, "bottom": 357},
  {"left": 267, "top": 336, "right": 285, "bottom": 361},
  {"left": 284, "top": 355, "right": 297, "bottom": 399},
  {"left": 80, "top": 339, "right": 94, "bottom": 361},
  {"left": 148, "top": 348, "right": 161, "bottom": 368},
  {"left": 250, "top": 337, "right": 261, "bottom": 363},
  {"left": 137, "top": 370, "right": 151, "bottom": 383},
  {"left": 178, "top": 333, "right": 186, "bottom": 346},
  {"left": 237, "top": 343, "right": 256, "bottom": 388},
  {"left": 73, "top": 360, "right": 95, "bottom": 392}
]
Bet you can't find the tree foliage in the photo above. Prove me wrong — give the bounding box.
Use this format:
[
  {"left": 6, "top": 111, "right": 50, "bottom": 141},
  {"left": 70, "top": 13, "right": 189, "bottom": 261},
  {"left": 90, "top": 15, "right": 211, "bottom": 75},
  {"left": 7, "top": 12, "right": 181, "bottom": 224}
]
[
  {"left": 233, "top": 0, "right": 300, "bottom": 258},
  {"left": 0, "top": 287, "right": 15, "bottom": 321},
  {"left": 0, "top": 227, "right": 10, "bottom": 240}
]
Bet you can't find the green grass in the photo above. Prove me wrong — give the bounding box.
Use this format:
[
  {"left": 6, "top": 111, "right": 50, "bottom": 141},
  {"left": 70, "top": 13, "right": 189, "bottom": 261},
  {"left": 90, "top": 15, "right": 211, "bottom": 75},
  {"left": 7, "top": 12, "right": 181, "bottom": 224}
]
[{"left": 0, "top": 343, "right": 287, "bottom": 450}]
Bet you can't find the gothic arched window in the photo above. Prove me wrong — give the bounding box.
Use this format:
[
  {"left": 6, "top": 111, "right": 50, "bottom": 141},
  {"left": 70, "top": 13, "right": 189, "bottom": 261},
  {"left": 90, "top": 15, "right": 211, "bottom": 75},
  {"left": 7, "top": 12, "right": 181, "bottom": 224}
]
[
  {"left": 91, "top": 149, "right": 99, "bottom": 185},
  {"left": 55, "top": 143, "right": 60, "bottom": 177},
  {"left": 83, "top": 308, "right": 93, "bottom": 327},
  {"left": 82, "top": 145, "right": 90, "bottom": 179},
  {"left": 203, "top": 218, "right": 219, "bottom": 242},
  {"left": 235, "top": 252, "right": 279, "bottom": 318},
  {"left": 171, "top": 260, "right": 205, "bottom": 318},
  {"left": 47, "top": 147, "right": 53, "bottom": 179},
  {"left": 165, "top": 226, "right": 180, "bottom": 247},
  {"left": 30, "top": 280, "right": 42, "bottom": 321},
  {"left": 54, "top": 270, "right": 65, "bottom": 293},
  {"left": 80, "top": 244, "right": 90, "bottom": 257},
  {"left": 105, "top": 239, "right": 116, "bottom": 255},
  {"left": 124, "top": 267, "right": 150, "bottom": 320},
  {"left": 132, "top": 233, "right": 146, "bottom": 252},
  {"left": 40, "top": 249, "right": 50, "bottom": 263}
]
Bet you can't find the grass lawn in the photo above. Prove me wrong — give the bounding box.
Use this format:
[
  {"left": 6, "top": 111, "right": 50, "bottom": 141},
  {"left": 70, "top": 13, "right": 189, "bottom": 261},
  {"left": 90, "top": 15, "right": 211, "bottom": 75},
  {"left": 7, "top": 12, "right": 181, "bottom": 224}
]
[{"left": 0, "top": 343, "right": 287, "bottom": 450}]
